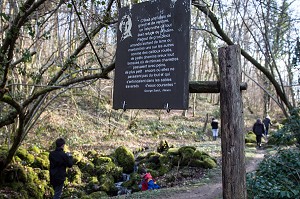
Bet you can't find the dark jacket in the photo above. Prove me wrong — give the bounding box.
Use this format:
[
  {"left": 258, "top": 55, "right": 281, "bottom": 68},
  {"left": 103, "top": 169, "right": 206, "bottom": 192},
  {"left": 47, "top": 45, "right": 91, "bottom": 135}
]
[
  {"left": 49, "top": 147, "right": 73, "bottom": 187},
  {"left": 263, "top": 118, "right": 272, "bottom": 130},
  {"left": 211, "top": 119, "right": 219, "bottom": 129},
  {"left": 253, "top": 121, "right": 265, "bottom": 136}
]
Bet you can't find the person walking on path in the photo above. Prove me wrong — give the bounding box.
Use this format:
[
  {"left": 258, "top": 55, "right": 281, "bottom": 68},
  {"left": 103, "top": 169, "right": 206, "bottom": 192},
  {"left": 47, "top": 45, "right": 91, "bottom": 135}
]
[
  {"left": 253, "top": 119, "right": 266, "bottom": 148},
  {"left": 263, "top": 115, "right": 272, "bottom": 137},
  {"left": 49, "top": 138, "right": 73, "bottom": 199},
  {"left": 211, "top": 118, "right": 219, "bottom": 141}
]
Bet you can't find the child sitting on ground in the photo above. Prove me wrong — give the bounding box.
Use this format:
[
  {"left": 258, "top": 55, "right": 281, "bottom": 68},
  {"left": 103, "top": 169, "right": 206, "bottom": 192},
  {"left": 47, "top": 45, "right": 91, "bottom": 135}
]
[{"left": 140, "top": 168, "right": 160, "bottom": 191}]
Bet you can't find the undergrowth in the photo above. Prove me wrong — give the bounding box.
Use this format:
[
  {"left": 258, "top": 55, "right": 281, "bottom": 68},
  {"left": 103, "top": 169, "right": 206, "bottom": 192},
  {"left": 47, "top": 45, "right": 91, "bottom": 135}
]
[{"left": 247, "top": 147, "right": 300, "bottom": 199}]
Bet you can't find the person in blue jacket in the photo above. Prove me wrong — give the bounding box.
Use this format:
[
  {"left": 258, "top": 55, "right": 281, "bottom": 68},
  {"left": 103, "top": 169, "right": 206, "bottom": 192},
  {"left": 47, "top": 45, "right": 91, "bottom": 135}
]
[{"left": 49, "top": 138, "right": 73, "bottom": 199}]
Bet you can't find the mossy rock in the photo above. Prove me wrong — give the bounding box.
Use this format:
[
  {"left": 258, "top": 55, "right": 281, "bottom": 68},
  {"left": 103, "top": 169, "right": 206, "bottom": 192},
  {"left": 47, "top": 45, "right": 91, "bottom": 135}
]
[
  {"left": 96, "top": 161, "right": 123, "bottom": 182},
  {"left": 96, "top": 161, "right": 116, "bottom": 175},
  {"left": 114, "top": 146, "right": 135, "bottom": 174},
  {"left": 158, "top": 154, "right": 170, "bottom": 165},
  {"left": 72, "top": 150, "right": 84, "bottom": 165},
  {"left": 245, "top": 132, "right": 256, "bottom": 143},
  {"left": 192, "top": 150, "right": 210, "bottom": 159},
  {"left": 110, "top": 165, "right": 123, "bottom": 182},
  {"left": 86, "top": 176, "right": 100, "bottom": 194},
  {"left": 203, "top": 158, "right": 217, "bottom": 169},
  {"left": 180, "top": 148, "right": 195, "bottom": 166},
  {"left": 190, "top": 159, "right": 205, "bottom": 168},
  {"left": 93, "top": 156, "right": 112, "bottom": 167},
  {"left": 98, "top": 174, "right": 117, "bottom": 193},
  {"left": 26, "top": 167, "right": 40, "bottom": 183},
  {"left": 28, "top": 145, "right": 41, "bottom": 154},
  {"left": 170, "top": 155, "right": 181, "bottom": 166},
  {"left": 141, "top": 162, "right": 159, "bottom": 170},
  {"left": 67, "top": 165, "right": 82, "bottom": 184},
  {"left": 167, "top": 148, "right": 180, "bottom": 156},
  {"left": 16, "top": 148, "right": 35, "bottom": 165},
  {"left": 158, "top": 164, "right": 172, "bottom": 175},
  {"left": 121, "top": 172, "right": 141, "bottom": 191},
  {"left": 38, "top": 170, "right": 50, "bottom": 182},
  {"left": 25, "top": 182, "right": 44, "bottom": 199},
  {"left": 178, "top": 146, "right": 196, "bottom": 154},
  {"left": 3, "top": 164, "right": 27, "bottom": 183},
  {"left": 86, "top": 150, "right": 98, "bottom": 159},
  {"left": 31, "top": 155, "right": 49, "bottom": 170},
  {"left": 146, "top": 152, "right": 161, "bottom": 165},
  {"left": 135, "top": 152, "right": 147, "bottom": 162},
  {"left": 78, "top": 158, "right": 95, "bottom": 175}
]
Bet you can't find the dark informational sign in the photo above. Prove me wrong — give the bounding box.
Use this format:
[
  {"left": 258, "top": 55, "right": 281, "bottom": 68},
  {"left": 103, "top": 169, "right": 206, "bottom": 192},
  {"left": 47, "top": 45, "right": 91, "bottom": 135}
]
[{"left": 113, "top": 0, "right": 190, "bottom": 110}]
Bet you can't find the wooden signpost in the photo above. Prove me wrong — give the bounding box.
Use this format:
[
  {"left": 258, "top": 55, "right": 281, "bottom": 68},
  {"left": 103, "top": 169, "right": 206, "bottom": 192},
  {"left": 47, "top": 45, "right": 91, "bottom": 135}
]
[{"left": 189, "top": 45, "right": 247, "bottom": 199}]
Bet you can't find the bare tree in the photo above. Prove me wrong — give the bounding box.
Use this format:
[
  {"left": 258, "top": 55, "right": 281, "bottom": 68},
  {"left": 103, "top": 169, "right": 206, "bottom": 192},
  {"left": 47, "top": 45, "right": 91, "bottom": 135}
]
[{"left": 0, "top": 0, "right": 117, "bottom": 176}]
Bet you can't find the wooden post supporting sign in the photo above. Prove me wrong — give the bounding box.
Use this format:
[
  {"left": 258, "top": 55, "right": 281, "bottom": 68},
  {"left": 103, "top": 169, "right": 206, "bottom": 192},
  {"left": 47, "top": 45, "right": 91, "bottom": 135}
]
[
  {"left": 188, "top": 45, "right": 247, "bottom": 199},
  {"left": 219, "top": 45, "right": 246, "bottom": 199}
]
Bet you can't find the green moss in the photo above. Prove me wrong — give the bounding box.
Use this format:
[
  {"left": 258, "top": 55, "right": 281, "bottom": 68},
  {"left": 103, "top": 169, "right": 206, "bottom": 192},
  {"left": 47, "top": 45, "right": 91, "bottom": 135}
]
[
  {"left": 171, "top": 155, "right": 181, "bottom": 166},
  {"left": 98, "top": 174, "right": 117, "bottom": 193},
  {"left": 178, "top": 146, "right": 196, "bottom": 154},
  {"left": 86, "top": 150, "right": 98, "bottom": 159},
  {"left": 135, "top": 152, "right": 147, "bottom": 162},
  {"left": 203, "top": 158, "right": 217, "bottom": 169},
  {"left": 190, "top": 159, "right": 205, "bottom": 167},
  {"left": 167, "top": 148, "right": 179, "bottom": 155},
  {"left": 114, "top": 146, "right": 135, "bottom": 174},
  {"left": 25, "top": 182, "right": 44, "bottom": 199},
  {"left": 93, "top": 156, "right": 112, "bottom": 166},
  {"left": 67, "top": 165, "right": 82, "bottom": 184},
  {"left": 193, "top": 150, "right": 209, "bottom": 159},
  {"left": 16, "top": 148, "right": 28, "bottom": 160},
  {"left": 96, "top": 161, "right": 116, "bottom": 175},
  {"left": 3, "top": 164, "right": 27, "bottom": 183},
  {"left": 110, "top": 165, "right": 123, "bottom": 182},
  {"left": 159, "top": 154, "right": 170, "bottom": 165},
  {"left": 245, "top": 132, "right": 256, "bottom": 143},
  {"left": 180, "top": 148, "right": 195, "bottom": 166},
  {"left": 72, "top": 150, "right": 84, "bottom": 164},
  {"left": 78, "top": 158, "right": 95, "bottom": 175},
  {"left": 158, "top": 164, "right": 172, "bottom": 175},
  {"left": 121, "top": 172, "right": 140, "bottom": 189},
  {"left": 38, "top": 170, "right": 50, "bottom": 182},
  {"left": 16, "top": 148, "right": 35, "bottom": 165},
  {"left": 86, "top": 176, "right": 100, "bottom": 193},
  {"left": 31, "top": 156, "right": 49, "bottom": 169},
  {"left": 25, "top": 167, "right": 39, "bottom": 183},
  {"left": 28, "top": 145, "right": 41, "bottom": 154}
]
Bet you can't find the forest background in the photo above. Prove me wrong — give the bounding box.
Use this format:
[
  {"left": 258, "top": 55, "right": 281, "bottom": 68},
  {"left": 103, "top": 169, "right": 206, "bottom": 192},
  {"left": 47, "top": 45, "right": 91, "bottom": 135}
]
[{"left": 0, "top": 0, "right": 300, "bottom": 198}]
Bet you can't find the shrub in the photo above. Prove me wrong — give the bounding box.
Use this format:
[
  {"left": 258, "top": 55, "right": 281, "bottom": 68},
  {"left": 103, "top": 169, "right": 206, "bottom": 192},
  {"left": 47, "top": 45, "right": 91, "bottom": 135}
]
[{"left": 247, "top": 147, "right": 300, "bottom": 198}]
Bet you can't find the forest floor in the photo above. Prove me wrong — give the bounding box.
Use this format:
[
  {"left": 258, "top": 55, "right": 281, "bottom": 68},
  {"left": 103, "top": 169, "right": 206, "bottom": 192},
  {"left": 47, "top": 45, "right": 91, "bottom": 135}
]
[
  {"left": 113, "top": 141, "right": 267, "bottom": 199},
  {"left": 157, "top": 148, "right": 266, "bottom": 199}
]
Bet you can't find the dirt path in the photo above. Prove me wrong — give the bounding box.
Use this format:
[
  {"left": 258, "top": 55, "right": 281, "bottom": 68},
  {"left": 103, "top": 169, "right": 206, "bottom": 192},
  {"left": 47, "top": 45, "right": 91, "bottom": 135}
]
[{"left": 157, "top": 148, "right": 266, "bottom": 199}]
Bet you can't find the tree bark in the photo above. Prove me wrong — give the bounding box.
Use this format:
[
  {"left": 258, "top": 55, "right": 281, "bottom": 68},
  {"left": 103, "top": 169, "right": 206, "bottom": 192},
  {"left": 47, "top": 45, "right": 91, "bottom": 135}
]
[{"left": 219, "top": 45, "right": 246, "bottom": 199}]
